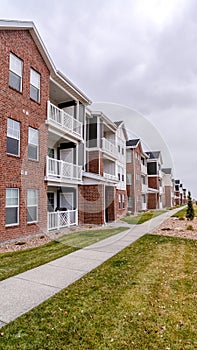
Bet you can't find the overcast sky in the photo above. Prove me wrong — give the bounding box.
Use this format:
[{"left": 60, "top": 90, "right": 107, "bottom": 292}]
[{"left": 1, "top": 0, "right": 197, "bottom": 198}]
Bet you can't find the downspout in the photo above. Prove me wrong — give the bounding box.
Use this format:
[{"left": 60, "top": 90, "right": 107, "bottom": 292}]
[{"left": 133, "top": 148, "right": 136, "bottom": 214}]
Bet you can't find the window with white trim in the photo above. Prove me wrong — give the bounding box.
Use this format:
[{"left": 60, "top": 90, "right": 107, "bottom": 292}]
[
  {"left": 27, "top": 189, "right": 38, "bottom": 223},
  {"left": 118, "top": 194, "right": 121, "bottom": 209},
  {"left": 30, "top": 68, "right": 40, "bottom": 102},
  {"left": 9, "top": 53, "right": 23, "bottom": 92},
  {"left": 28, "top": 127, "right": 39, "bottom": 160},
  {"left": 122, "top": 194, "right": 125, "bottom": 209},
  {"left": 126, "top": 150, "right": 132, "bottom": 163},
  {"left": 6, "top": 118, "right": 20, "bottom": 156},
  {"left": 128, "top": 195, "right": 132, "bottom": 208},
  {"left": 127, "top": 173, "right": 132, "bottom": 184},
  {"left": 6, "top": 188, "right": 19, "bottom": 226}
]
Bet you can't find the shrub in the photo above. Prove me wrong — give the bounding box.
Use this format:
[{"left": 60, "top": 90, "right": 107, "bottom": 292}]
[
  {"left": 186, "top": 191, "right": 194, "bottom": 221},
  {"left": 186, "top": 225, "right": 194, "bottom": 231}
]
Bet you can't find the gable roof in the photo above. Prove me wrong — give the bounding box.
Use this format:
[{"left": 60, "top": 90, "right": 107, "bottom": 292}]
[
  {"left": 0, "top": 19, "right": 91, "bottom": 104},
  {"left": 146, "top": 151, "right": 161, "bottom": 159},
  {"left": 114, "top": 121, "right": 123, "bottom": 127},
  {"left": 126, "top": 139, "right": 140, "bottom": 147}
]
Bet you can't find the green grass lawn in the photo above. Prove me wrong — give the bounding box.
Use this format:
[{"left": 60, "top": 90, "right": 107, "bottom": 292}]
[
  {"left": 123, "top": 210, "right": 166, "bottom": 224},
  {"left": 0, "top": 227, "right": 128, "bottom": 282},
  {"left": 172, "top": 204, "right": 197, "bottom": 219},
  {"left": 1, "top": 234, "right": 196, "bottom": 349}
]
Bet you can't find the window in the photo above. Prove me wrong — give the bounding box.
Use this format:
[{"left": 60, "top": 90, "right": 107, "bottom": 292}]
[
  {"left": 122, "top": 194, "right": 125, "bottom": 209},
  {"left": 9, "top": 53, "right": 23, "bottom": 92},
  {"left": 28, "top": 127, "right": 38, "bottom": 160},
  {"left": 141, "top": 175, "right": 146, "bottom": 185},
  {"left": 118, "top": 194, "right": 121, "bottom": 209},
  {"left": 6, "top": 118, "right": 20, "bottom": 156},
  {"left": 122, "top": 148, "right": 124, "bottom": 155},
  {"left": 118, "top": 145, "right": 121, "bottom": 153},
  {"left": 142, "top": 194, "right": 146, "bottom": 203},
  {"left": 126, "top": 150, "right": 132, "bottom": 163},
  {"left": 30, "top": 68, "right": 40, "bottom": 102},
  {"left": 127, "top": 173, "right": 132, "bottom": 184},
  {"left": 47, "top": 192, "right": 55, "bottom": 212},
  {"left": 122, "top": 174, "right": 124, "bottom": 182},
  {"left": 128, "top": 195, "right": 132, "bottom": 208},
  {"left": 27, "top": 189, "right": 38, "bottom": 222},
  {"left": 6, "top": 188, "right": 19, "bottom": 225}
]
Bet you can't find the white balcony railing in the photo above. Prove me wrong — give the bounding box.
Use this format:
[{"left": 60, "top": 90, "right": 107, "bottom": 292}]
[
  {"left": 48, "top": 210, "right": 77, "bottom": 231},
  {"left": 142, "top": 184, "right": 148, "bottom": 193},
  {"left": 102, "top": 138, "right": 118, "bottom": 157},
  {"left": 141, "top": 164, "right": 147, "bottom": 174},
  {"left": 47, "top": 101, "right": 82, "bottom": 138},
  {"left": 46, "top": 156, "right": 82, "bottom": 181},
  {"left": 159, "top": 186, "right": 163, "bottom": 194},
  {"left": 103, "top": 172, "right": 119, "bottom": 181}
]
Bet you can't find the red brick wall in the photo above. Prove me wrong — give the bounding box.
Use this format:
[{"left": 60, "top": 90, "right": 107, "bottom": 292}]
[
  {"left": 86, "top": 150, "right": 103, "bottom": 176},
  {"left": 126, "top": 147, "right": 143, "bottom": 213},
  {"left": 148, "top": 176, "right": 159, "bottom": 189},
  {"left": 78, "top": 184, "right": 105, "bottom": 224},
  {"left": 0, "top": 30, "right": 50, "bottom": 242},
  {"left": 115, "top": 189, "right": 128, "bottom": 219},
  {"left": 164, "top": 186, "right": 171, "bottom": 208},
  {"left": 147, "top": 193, "right": 158, "bottom": 209}
]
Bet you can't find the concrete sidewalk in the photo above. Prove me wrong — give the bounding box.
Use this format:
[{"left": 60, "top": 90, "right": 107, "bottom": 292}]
[{"left": 0, "top": 208, "right": 182, "bottom": 328}]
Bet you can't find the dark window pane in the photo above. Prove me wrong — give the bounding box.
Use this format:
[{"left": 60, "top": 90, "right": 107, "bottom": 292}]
[
  {"left": 28, "top": 145, "right": 38, "bottom": 160},
  {"left": 147, "top": 162, "right": 157, "bottom": 175},
  {"left": 27, "top": 206, "right": 37, "bottom": 222},
  {"left": 30, "top": 85, "right": 39, "bottom": 102},
  {"left": 47, "top": 193, "right": 54, "bottom": 212},
  {"left": 7, "top": 137, "right": 19, "bottom": 156},
  {"left": 6, "top": 207, "right": 18, "bottom": 225},
  {"left": 9, "top": 71, "right": 21, "bottom": 91}
]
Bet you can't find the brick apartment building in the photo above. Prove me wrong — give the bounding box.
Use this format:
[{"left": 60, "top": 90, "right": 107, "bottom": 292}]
[
  {"left": 0, "top": 20, "right": 128, "bottom": 243},
  {"left": 126, "top": 139, "right": 148, "bottom": 213},
  {"left": 161, "top": 168, "right": 174, "bottom": 208},
  {"left": 146, "top": 151, "right": 163, "bottom": 209}
]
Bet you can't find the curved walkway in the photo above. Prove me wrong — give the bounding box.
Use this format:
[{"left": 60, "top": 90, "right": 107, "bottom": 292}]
[{"left": 0, "top": 207, "right": 182, "bottom": 328}]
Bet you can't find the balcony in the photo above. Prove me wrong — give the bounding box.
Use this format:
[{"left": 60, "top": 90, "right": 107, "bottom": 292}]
[
  {"left": 48, "top": 210, "right": 77, "bottom": 231},
  {"left": 102, "top": 138, "right": 118, "bottom": 158},
  {"left": 141, "top": 164, "right": 147, "bottom": 174},
  {"left": 46, "top": 156, "right": 82, "bottom": 182},
  {"left": 103, "top": 172, "right": 119, "bottom": 182},
  {"left": 47, "top": 101, "right": 82, "bottom": 139}
]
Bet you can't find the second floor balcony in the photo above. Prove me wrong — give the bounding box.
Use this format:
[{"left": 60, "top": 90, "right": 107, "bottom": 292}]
[
  {"left": 46, "top": 156, "right": 82, "bottom": 183},
  {"left": 102, "top": 138, "right": 118, "bottom": 158},
  {"left": 47, "top": 102, "right": 82, "bottom": 140}
]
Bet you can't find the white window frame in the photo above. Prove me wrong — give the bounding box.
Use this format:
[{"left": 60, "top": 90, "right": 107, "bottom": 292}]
[
  {"left": 126, "top": 150, "right": 132, "bottom": 163},
  {"left": 27, "top": 189, "right": 38, "bottom": 223},
  {"left": 7, "top": 118, "right": 20, "bottom": 157},
  {"left": 127, "top": 173, "right": 132, "bottom": 184},
  {"left": 28, "top": 127, "right": 39, "bottom": 161},
  {"left": 6, "top": 188, "right": 19, "bottom": 226},
  {"left": 118, "top": 193, "right": 122, "bottom": 209},
  {"left": 122, "top": 194, "right": 125, "bottom": 209},
  {"left": 9, "top": 53, "right": 23, "bottom": 92},
  {"left": 30, "top": 68, "right": 40, "bottom": 103}
]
